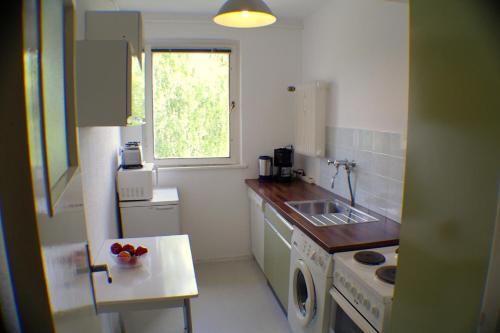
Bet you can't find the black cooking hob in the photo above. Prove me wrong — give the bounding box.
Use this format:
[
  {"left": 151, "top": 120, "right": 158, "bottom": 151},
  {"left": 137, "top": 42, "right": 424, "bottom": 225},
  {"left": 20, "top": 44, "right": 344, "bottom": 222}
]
[
  {"left": 354, "top": 251, "right": 386, "bottom": 265},
  {"left": 376, "top": 265, "right": 397, "bottom": 285}
]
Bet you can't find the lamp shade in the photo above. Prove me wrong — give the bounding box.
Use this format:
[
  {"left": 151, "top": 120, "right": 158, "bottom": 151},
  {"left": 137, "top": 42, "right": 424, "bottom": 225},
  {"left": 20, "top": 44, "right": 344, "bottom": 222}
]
[{"left": 213, "top": 0, "right": 277, "bottom": 28}]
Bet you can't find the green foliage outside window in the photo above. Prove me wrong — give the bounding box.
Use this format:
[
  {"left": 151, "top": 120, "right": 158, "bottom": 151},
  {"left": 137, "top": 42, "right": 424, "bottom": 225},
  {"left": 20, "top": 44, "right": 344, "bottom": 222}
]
[
  {"left": 129, "top": 54, "right": 145, "bottom": 125},
  {"left": 152, "top": 52, "right": 230, "bottom": 159}
]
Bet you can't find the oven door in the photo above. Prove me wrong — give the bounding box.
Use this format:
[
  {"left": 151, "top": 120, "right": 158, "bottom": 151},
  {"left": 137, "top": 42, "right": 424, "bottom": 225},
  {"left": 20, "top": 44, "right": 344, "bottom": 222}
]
[{"left": 329, "top": 288, "right": 378, "bottom": 333}]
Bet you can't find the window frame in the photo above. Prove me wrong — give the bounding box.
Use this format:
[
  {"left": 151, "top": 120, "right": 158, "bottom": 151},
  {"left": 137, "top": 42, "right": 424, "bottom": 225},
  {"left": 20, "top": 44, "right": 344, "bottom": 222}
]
[{"left": 142, "top": 40, "right": 241, "bottom": 167}]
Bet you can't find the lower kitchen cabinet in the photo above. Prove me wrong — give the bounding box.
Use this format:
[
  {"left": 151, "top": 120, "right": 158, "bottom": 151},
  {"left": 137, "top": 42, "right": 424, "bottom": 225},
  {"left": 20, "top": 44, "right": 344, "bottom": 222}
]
[
  {"left": 263, "top": 204, "right": 293, "bottom": 311},
  {"left": 248, "top": 188, "right": 265, "bottom": 270}
]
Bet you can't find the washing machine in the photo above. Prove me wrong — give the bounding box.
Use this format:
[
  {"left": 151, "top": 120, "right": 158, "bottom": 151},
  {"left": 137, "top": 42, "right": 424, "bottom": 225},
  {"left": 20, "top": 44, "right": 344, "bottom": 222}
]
[{"left": 288, "top": 228, "right": 333, "bottom": 333}]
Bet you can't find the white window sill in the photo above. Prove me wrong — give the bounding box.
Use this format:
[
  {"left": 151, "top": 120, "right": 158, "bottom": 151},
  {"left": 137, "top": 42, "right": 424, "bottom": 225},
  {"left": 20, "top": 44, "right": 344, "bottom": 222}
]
[{"left": 156, "top": 163, "right": 248, "bottom": 172}]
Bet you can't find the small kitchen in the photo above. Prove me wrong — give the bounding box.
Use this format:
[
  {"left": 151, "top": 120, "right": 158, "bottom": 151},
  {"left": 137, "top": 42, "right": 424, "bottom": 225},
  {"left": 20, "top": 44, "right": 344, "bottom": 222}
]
[{"left": 1, "top": 1, "right": 499, "bottom": 333}]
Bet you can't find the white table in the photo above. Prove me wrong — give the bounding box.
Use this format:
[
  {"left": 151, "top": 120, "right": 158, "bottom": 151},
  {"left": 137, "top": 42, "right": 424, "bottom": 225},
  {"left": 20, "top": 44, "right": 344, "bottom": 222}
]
[{"left": 92, "top": 235, "right": 198, "bottom": 332}]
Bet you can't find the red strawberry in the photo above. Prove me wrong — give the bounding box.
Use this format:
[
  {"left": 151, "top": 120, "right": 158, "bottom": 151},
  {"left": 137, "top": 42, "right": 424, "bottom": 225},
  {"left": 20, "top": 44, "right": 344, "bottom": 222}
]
[
  {"left": 110, "top": 242, "right": 122, "bottom": 255},
  {"left": 135, "top": 246, "right": 148, "bottom": 256},
  {"left": 122, "top": 244, "right": 135, "bottom": 255}
]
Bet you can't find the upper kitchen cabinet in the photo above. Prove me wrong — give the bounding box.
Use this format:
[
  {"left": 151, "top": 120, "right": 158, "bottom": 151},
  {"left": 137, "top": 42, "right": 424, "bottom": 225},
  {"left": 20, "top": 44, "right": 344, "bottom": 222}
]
[
  {"left": 293, "top": 81, "right": 327, "bottom": 157},
  {"left": 76, "top": 40, "right": 144, "bottom": 126},
  {"left": 85, "top": 11, "right": 143, "bottom": 66}
]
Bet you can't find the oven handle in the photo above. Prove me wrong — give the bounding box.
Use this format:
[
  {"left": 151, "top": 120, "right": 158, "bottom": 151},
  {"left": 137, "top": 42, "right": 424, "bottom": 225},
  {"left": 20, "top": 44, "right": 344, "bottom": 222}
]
[{"left": 329, "top": 287, "right": 378, "bottom": 333}]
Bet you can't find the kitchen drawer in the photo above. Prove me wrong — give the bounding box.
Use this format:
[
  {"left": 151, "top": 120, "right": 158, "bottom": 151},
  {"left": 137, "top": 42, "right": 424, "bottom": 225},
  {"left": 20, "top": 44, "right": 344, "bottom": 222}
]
[
  {"left": 120, "top": 204, "right": 180, "bottom": 237},
  {"left": 264, "top": 204, "right": 293, "bottom": 244}
]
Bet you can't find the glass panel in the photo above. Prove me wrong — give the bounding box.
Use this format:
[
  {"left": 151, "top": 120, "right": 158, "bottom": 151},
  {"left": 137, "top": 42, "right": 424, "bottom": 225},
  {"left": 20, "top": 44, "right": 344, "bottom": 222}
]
[
  {"left": 332, "top": 304, "right": 364, "bottom": 333},
  {"left": 41, "top": 0, "right": 69, "bottom": 188},
  {"left": 129, "top": 53, "right": 145, "bottom": 125},
  {"left": 152, "top": 51, "right": 230, "bottom": 159},
  {"left": 296, "top": 270, "right": 309, "bottom": 316}
]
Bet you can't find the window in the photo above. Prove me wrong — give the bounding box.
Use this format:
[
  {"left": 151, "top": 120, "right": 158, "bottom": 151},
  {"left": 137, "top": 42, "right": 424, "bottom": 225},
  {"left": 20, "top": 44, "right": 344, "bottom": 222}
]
[
  {"left": 128, "top": 53, "right": 145, "bottom": 126},
  {"left": 143, "top": 42, "right": 240, "bottom": 167}
]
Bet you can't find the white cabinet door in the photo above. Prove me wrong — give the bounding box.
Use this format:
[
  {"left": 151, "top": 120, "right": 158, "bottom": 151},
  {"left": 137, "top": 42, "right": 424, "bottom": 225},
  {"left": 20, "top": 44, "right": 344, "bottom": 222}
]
[
  {"left": 293, "top": 81, "right": 327, "bottom": 157},
  {"left": 248, "top": 189, "right": 265, "bottom": 270},
  {"left": 121, "top": 205, "right": 180, "bottom": 237},
  {"left": 76, "top": 40, "right": 132, "bottom": 126},
  {"left": 85, "top": 11, "right": 143, "bottom": 65}
]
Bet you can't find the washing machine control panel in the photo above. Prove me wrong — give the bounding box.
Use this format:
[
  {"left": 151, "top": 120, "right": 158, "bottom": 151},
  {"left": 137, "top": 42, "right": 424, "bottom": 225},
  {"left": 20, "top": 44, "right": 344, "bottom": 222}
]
[{"left": 292, "top": 228, "right": 332, "bottom": 275}]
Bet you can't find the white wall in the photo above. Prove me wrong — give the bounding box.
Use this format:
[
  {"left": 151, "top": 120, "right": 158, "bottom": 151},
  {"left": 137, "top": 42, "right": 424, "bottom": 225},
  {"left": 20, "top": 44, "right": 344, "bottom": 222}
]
[
  {"left": 302, "top": 0, "right": 409, "bottom": 133},
  {"left": 299, "top": 0, "right": 409, "bottom": 219},
  {"left": 78, "top": 127, "right": 121, "bottom": 258},
  {"left": 125, "top": 15, "right": 302, "bottom": 261}
]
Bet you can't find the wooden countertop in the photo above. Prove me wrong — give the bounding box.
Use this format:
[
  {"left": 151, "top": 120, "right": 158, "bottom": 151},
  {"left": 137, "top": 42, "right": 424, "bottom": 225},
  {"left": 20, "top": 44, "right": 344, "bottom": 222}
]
[{"left": 245, "top": 179, "right": 400, "bottom": 253}]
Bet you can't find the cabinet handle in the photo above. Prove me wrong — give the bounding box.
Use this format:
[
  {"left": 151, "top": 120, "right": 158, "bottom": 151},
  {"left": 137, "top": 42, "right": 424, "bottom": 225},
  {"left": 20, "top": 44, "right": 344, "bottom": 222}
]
[
  {"left": 152, "top": 206, "right": 174, "bottom": 211},
  {"left": 85, "top": 244, "right": 112, "bottom": 284},
  {"left": 265, "top": 218, "right": 291, "bottom": 250},
  {"left": 268, "top": 205, "right": 294, "bottom": 231}
]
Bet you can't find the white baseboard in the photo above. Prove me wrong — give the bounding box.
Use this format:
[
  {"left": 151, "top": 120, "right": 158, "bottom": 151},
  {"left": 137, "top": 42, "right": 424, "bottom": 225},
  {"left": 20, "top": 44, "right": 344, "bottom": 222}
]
[{"left": 194, "top": 254, "right": 253, "bottom": 264}]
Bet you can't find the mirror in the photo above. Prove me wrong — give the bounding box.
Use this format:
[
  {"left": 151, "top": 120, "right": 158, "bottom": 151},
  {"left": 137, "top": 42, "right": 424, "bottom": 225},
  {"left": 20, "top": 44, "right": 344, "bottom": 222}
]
[{"left": 40, "top": 0, "right": 78, "bottom": 215}]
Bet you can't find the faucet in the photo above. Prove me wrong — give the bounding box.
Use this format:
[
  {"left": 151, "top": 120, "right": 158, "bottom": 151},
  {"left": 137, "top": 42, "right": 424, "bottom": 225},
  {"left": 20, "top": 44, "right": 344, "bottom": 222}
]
[
  {"left": 328, "top": 159, "right": 356, "bottom": 171},
  {"left": 327, "top": 159, "right": 356, "bottom": 206}
]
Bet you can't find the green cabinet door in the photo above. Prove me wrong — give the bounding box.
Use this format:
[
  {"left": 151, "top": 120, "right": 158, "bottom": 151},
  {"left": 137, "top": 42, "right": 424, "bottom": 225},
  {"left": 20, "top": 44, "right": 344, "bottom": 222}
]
[{"left": 264, "top": 218, "right": 291, "bottom": 311}]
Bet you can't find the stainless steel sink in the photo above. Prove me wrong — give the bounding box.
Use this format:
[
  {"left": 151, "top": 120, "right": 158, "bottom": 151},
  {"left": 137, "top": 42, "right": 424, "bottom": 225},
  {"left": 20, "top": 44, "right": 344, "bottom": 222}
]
[{"left": 285, "top": 199, "right": 378, "bottom": 226}]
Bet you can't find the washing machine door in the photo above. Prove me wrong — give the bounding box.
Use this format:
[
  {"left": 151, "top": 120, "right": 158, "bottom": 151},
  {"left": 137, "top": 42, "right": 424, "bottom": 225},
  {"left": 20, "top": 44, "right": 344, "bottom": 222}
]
[{"left": 292, "top": 259, "right": 316, "bottom": 327}]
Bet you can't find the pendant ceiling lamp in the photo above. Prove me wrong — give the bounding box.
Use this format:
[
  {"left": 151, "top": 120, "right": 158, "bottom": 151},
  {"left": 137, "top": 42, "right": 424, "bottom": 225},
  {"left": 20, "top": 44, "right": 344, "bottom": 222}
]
[{"left": 213, "top": 0, "right": 277, "bottom": 28}]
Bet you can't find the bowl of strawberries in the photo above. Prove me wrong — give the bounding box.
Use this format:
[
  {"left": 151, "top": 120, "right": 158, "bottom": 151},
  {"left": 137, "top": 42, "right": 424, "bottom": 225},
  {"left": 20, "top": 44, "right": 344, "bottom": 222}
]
[{"left": 110, "top": 242, "right": 148, "bottom": 268}]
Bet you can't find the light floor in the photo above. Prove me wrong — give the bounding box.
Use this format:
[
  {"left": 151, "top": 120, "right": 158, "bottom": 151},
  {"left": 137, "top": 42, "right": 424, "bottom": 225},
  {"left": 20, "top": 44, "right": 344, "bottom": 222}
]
[{"left": 122, "top": 259, "right": 293, "bottom": 333}]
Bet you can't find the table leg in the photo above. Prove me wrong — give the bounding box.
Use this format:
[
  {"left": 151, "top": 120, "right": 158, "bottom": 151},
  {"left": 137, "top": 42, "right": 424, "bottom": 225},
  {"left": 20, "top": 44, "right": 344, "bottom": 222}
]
[{"left": 184, "top": 299, "right": 193, "bottom": 333}]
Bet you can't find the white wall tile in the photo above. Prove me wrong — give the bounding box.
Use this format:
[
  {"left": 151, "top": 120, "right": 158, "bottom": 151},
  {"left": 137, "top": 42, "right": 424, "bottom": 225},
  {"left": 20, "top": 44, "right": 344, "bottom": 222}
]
[
  {"left": 389, "top": 132, "right": 405, "bottom": 157},
  {"left": 355, "top": 150, "right": 373, "bottom": 172},
  {"left": 389, "top": 157, "right": 405, "bottom": 181},
  {"left": 356, "top": 172, "right": 373, "bottom": 193},
  {"left": 323, "top": 126, "right": 406, "bottom": 222},
  {"left": 373, "top": 153, "right": 391, "bottom": 177},
  {"left": 388, "top": 179, "right": 404, "bottom": 203},
  {"left": 371, "top": 175, "right": 389, "bottom": 199},
  {"left": 372, "top": 131, "right": 391, "bottom": 154},
  {"left": 359, "top": 129, "right": 373, "bottom": 151}
]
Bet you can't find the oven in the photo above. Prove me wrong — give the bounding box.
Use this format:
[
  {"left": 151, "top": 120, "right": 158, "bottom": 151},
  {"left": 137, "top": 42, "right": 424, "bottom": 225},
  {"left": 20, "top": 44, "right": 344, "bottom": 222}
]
[{"left": 329, "top": 287, "right": 377, "bottom": 333}]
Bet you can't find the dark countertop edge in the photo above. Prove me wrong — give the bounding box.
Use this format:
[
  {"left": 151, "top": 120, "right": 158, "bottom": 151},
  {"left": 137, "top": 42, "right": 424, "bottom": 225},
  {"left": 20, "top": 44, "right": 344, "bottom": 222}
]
[{"left": 245, "top": 178, "right": 400, "bottom": 253}]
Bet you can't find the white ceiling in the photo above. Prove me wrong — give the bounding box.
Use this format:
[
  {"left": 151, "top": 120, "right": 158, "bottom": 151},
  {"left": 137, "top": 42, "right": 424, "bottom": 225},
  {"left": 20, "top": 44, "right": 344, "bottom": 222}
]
[{"left": 109, "top": 0, "right": 329, "bottom": 20}]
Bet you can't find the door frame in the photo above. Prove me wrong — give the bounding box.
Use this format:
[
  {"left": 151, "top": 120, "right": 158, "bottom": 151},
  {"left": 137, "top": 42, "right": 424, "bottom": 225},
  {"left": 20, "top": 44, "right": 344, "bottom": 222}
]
[{"left": 0, "top": 1, "right": 55, "bottom": 331}]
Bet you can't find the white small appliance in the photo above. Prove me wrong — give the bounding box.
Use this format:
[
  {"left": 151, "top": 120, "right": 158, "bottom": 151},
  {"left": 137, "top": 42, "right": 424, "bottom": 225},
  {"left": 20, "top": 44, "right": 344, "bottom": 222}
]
[
  {"left": 331, "top": 245, "right": 398, "bottom": 333},
  {"left": 116, "top": 162, "right": 154, "bottom": 201},
  {"left": 119, "top": 187, "right": 180, "bottom": 237},
  {"left": 288, "top": 228, "right": 333, "bottom": 333},
  {"left": 120, "top": 141, "right": 143, "bottom": 169}
]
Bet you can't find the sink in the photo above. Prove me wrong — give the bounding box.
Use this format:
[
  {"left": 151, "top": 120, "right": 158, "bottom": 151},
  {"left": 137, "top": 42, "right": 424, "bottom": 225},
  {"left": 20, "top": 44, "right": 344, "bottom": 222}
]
[{"left": 285, "top": 199, "right": 378, "bottom": 226}]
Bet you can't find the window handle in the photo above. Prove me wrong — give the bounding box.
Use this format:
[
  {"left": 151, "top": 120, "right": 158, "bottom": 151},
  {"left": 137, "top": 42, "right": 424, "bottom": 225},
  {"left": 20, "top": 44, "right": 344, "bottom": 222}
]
[{"left": 231, "top": 101, "right": 236, "bottom": 112}]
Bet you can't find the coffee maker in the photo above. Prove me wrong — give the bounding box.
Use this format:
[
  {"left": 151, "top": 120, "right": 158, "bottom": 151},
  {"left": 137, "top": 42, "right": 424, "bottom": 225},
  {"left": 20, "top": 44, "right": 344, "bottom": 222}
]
[{"left": 274, "top": 146, "right": 293, "bottom": 182}]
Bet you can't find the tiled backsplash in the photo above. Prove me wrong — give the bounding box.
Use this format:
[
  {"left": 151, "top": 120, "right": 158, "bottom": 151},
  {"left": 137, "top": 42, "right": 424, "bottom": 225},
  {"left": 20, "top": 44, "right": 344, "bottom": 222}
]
[{"left": 318, "top": 127, "right": 406, "bottom": 222}]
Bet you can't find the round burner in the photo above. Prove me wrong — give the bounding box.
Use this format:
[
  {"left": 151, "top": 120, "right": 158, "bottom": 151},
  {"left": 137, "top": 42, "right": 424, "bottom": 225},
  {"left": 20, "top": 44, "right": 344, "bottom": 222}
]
[
  {"left": 354, "top": 251, "right": 386, "bottom": 265},
  {"left": 376, "top": 265, "right": 397, "bottom": 285}
]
